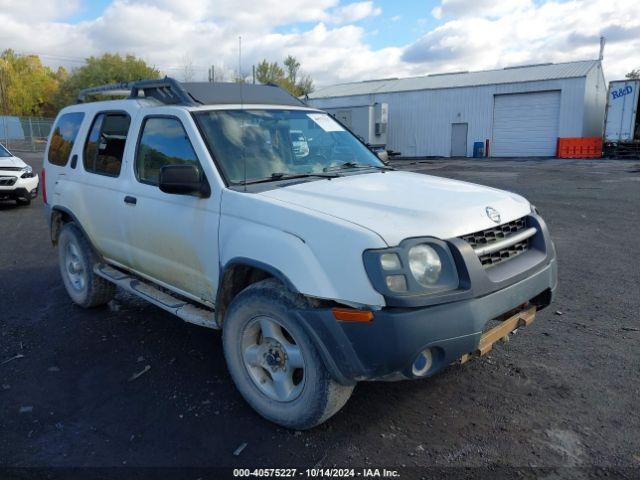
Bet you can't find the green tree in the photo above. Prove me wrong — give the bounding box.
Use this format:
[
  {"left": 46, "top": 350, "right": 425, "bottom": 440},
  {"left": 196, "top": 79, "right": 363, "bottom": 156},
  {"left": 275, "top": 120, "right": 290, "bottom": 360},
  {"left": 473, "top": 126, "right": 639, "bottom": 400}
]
[
  {"left": 626, "top": 69, "right": 639, "bottom": 80},
  {"left": 254, "top": 56, "right": 314, "bottom": 97},
  {"left": 255, "top": 60, "right": 286, "bottom": 85},
  {"left": 0, "top": 49, "right": 65, "bottom": 116},
  {"left": 54, "top": 53, "right": 160, "bottom": 109},
  {"left": 284, "top": 55, "right": 300, "bottom": 85},
  {"left": 296, "top": 74, "right": 314, "bottom": 97}
]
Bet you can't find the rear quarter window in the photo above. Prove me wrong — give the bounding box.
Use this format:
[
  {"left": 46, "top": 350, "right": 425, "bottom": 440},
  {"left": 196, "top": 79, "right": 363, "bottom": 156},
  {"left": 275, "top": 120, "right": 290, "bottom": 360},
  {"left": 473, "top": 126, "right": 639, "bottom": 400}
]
[{"left": 48, "top": 112, "right": 85, "bottom": 166}]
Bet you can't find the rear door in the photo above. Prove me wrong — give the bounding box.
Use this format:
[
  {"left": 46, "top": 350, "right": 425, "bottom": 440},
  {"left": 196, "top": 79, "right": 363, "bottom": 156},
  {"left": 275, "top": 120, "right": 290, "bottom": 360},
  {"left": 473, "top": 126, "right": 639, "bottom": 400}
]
[
  {"left": 120, "top": 108, "right": 221, "bottom": 304},
  {"left": 52, "top": 107, "right": 137, "bottom": 265},
  {"left": 75, "top": 110, "right": 134, "bottom": 264}
]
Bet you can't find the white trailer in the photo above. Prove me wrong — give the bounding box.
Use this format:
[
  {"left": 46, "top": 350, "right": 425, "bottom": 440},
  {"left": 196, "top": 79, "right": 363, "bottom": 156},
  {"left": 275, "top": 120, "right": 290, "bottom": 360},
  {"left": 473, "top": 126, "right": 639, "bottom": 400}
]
[{"left": 604, "top": 79, "right": 640, "bottom": 157}]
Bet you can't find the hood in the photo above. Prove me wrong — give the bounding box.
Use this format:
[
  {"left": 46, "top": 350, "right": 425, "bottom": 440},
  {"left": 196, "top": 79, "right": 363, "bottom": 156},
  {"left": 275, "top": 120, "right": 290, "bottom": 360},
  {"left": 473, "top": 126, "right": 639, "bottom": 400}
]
[
  {"left": 259, "top": 171, "right": 531, "bottom": 245},
  {"left": 0, "top": 156, "right": 27, "bottom": 170}
]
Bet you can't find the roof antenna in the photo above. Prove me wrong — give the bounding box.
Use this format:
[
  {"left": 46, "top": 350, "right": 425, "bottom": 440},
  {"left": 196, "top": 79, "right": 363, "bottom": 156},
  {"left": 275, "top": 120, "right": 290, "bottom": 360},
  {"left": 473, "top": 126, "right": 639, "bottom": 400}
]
[{"left": 239, "top": 35, "right": 247, "bottom": 192}]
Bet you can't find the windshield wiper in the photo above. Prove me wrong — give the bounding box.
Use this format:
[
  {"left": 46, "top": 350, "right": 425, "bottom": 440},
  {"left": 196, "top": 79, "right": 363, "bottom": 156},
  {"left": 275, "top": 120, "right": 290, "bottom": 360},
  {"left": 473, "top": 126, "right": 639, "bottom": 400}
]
[
  {"left": 323, "top": 161, "right": 394, "bottom": 173},
  {"left": 240, "top": 172, "right": 340, "bottom": 185}
]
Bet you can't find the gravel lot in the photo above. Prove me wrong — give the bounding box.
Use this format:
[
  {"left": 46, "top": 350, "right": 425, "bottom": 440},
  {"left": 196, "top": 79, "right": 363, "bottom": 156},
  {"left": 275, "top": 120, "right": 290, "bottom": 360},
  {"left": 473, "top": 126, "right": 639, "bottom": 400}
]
[{"left": 1, "top": 153, "right": 639, "bottom": 476}]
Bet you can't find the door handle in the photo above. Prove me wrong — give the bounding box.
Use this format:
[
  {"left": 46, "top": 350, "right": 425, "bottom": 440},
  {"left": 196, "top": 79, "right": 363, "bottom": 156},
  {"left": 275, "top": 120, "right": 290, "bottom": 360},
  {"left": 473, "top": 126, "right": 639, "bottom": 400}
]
[{"left": 124, "top": 195, "right": 137, "bottom": 205}]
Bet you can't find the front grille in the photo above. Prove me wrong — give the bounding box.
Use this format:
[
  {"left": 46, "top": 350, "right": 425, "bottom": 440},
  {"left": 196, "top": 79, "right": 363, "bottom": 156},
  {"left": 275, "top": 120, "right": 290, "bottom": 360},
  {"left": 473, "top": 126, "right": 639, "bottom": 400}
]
[
  {"left": 0, "top": 167, "right": 24, "bottom": 172},
  {"left": 0, "top": 176, "right": 17, "bottom": 186},
  {"left": 460, "top": 217, "right": 529, "bottom": 267}
]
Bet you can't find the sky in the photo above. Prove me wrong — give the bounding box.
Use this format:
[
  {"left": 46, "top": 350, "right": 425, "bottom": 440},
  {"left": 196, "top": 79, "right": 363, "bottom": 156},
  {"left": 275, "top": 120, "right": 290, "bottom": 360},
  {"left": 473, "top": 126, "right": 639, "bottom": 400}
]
[{"left": 0, "top": 0, "right": 638, "bottom": 87}]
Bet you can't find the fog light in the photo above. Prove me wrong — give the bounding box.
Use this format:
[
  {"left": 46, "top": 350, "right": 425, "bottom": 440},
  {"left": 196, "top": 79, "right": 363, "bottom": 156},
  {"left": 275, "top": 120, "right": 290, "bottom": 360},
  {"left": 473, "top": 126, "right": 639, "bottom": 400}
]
[{"left": 412, "top": 348, "right": 433, "bottom": 377}]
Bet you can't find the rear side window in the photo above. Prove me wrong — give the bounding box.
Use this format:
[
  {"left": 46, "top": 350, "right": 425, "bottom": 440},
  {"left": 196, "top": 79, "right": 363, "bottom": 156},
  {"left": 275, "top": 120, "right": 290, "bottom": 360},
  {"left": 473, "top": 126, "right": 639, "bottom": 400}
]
[
  {"left": 135, "top": 117, "right": 200, "bottom": 185},
  {"left": 84, "top": 112, "right": 131, "bottom": 177},
  {"left": 48, "top": 112, "right": 84, "bottom": 166}
]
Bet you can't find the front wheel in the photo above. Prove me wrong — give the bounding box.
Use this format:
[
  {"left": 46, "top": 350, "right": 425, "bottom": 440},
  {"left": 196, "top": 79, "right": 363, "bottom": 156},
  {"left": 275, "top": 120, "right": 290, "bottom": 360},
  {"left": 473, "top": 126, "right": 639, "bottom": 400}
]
[{"left": 223, "top": 279, "right": 354, "bottom": 429}]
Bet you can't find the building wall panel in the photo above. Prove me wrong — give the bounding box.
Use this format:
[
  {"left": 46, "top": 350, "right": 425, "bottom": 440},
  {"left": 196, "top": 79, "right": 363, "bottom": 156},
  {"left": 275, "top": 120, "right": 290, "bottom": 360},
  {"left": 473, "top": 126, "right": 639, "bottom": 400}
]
[{"left": 310, "top": 77, "right": 590, "bottom": 157}]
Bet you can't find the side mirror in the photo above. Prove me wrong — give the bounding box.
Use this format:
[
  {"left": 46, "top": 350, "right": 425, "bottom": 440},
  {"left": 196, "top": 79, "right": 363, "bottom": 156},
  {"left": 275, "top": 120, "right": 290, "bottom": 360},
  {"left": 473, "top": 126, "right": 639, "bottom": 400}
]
[
  {"left": 159, "top": 164, "right": 210, "bottom": 197},
  {"left": 376, "top": 150, "right": 389, "bottom": 163}
]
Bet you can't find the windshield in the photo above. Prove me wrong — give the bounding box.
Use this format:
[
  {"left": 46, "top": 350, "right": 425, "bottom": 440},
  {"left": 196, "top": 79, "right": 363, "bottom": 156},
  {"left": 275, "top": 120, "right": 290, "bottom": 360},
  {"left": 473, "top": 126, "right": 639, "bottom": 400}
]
[
  {"left": 194, "top": 109, "right": 384, "bottom": 184},
  {"left": 0, "top": 144, "right": 12, "bottom": 157}
]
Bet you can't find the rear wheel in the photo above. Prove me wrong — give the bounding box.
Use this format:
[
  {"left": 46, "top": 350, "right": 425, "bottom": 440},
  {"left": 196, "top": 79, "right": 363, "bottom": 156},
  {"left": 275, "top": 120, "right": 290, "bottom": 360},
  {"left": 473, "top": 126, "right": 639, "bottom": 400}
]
[
  {"left": 223, "top": 279, "right": 354, "bottom": 429},
  {"left": 58, "top": 223, "right": 116, "bottom": 308}
]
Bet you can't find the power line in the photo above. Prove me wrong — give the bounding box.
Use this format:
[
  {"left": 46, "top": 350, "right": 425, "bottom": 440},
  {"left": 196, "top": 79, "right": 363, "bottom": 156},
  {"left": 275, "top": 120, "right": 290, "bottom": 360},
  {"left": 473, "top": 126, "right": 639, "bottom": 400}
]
[{"left": 11, "top": 50, "right": 213, "bottom": 72}]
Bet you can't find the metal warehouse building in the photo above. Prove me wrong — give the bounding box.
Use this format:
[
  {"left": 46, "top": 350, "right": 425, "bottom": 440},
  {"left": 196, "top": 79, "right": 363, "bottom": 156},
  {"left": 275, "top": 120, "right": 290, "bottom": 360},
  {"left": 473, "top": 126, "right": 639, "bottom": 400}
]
[{"left": 307, "top": 60, "right": 606, "bottom": 157}]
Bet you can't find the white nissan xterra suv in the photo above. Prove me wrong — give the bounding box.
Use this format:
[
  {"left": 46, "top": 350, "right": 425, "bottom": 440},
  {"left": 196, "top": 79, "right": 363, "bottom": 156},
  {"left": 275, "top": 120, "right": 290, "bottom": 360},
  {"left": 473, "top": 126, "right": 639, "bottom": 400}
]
[{"left": 43, "top": 79, "right": 557, "bottom": 429}]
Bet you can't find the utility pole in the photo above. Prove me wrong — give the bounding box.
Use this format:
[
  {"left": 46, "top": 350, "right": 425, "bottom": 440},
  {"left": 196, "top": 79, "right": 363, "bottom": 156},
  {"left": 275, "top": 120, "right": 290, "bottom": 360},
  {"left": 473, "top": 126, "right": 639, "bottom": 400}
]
[
  {"left": 252, "top": 65, "right": 255, "bottom": 84},
  {"left": 599, "top": 36, "right": 606, "bottom": 61}
]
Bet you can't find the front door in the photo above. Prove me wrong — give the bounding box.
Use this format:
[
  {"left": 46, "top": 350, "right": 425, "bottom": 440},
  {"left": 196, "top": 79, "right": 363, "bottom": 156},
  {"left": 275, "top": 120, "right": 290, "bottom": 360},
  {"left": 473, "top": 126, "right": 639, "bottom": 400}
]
[
  {"left": 121, "top": 110, "right": 220, "bottom": 304},
  {"left": 451, "top": 122, "right": 468, "bottom": 157}
]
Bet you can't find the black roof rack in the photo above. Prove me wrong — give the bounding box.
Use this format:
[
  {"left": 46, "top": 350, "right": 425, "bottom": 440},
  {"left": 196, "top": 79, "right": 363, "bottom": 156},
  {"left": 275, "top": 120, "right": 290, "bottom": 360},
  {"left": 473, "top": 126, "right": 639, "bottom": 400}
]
[{"left": 77, "top": 77, "right": 305, "bottom": 107}]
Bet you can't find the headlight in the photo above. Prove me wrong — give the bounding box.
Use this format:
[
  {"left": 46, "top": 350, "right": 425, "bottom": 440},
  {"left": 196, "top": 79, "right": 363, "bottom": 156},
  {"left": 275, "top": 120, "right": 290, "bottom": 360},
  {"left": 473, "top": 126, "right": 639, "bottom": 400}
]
[
  {"left": 21, "top": 165, "right": 34, "bottom": 178},
  {"left": 408, "top": 244, "right": 442, "bottom": 287},
  {"left": 363, "top": 238, "right": 460, "bottom": 300}
]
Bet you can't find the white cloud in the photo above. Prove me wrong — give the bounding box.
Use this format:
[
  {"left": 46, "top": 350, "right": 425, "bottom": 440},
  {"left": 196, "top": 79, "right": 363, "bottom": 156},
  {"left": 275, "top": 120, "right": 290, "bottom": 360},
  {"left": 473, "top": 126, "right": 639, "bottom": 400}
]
[
  {"left": 0, "top": 0, "right": 81, "bottom": 21},
  {"left": 329, "top": 1, "right": 382, "bottom": 24},
  {"left": 0, "top": 0, "right": 638, "bottom": 88},
  {"left": 432, "top": 0, "right": 533, "bottom": 19},
  {"left": 408, "top": 0, "right": 640, "bottom": 80}
]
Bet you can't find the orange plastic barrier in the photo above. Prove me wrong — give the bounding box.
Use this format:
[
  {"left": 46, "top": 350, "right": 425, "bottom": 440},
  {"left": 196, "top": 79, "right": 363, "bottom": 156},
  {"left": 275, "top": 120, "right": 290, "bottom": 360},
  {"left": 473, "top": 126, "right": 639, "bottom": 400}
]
[{"left": 557, "top": 137, "right": 602, "bottom": 158}]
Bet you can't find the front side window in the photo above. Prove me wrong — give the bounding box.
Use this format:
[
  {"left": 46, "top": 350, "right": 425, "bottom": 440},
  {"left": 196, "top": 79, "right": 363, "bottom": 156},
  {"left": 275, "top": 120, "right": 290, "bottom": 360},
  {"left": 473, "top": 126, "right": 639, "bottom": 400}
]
[
  {"left": 84, "top": 112, "right": 130, "bottom": 177},
  {"left": 48, "top": 112, "right": 84, "bottom": 166},
  {"left": 135, "top": 117, "right": 200, "bottom": 185},
  {"left": 193, "top": 109, "right": 383, "bottom": 185}
]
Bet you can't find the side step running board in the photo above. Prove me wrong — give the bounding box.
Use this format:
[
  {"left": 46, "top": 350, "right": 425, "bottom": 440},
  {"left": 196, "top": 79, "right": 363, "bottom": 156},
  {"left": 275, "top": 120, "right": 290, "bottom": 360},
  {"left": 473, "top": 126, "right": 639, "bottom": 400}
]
[{"left": 94, "top": 264, "right": 219, "bottom": 329}]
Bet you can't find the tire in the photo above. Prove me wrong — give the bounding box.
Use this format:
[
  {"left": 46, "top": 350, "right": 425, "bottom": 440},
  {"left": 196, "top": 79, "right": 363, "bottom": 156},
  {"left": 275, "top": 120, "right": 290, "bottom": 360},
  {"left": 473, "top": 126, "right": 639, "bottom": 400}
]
[
  {"left": 223, "top": 278, "right": 354, "bottom": 430},
  {"left": 58, "top": 223, "right": 116, "bottom": 308}
]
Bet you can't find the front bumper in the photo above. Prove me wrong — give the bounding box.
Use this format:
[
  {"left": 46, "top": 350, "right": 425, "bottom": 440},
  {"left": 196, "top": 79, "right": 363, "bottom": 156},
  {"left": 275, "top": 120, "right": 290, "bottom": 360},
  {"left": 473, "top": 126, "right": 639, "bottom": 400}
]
[
  {"left": 297, "top": 257, "right": 556, "bottom": 384},
  {"left": 0, "top": 175, "right": 39, "bottom": 200}
]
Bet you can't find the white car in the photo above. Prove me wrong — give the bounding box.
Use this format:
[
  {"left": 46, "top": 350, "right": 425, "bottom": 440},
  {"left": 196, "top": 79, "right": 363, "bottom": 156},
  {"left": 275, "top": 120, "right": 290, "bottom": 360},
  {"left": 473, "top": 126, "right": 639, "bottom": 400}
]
[
  {"left": 43, "top": 79, "right": 557, "bottom": 429},
  {"left": 291, "top": 129, "right": 310, "bottom": 158},
  {"left": 0, "top": 144, "right": 39, "bottom": 205}
]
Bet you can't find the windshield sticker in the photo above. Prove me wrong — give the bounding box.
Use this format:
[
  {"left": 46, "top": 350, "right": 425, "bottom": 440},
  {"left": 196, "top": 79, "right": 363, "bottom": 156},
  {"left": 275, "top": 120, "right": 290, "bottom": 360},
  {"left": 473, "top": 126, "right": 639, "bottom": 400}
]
[{"left": 306, "top": 113, "right": 345, "bottom": 132}]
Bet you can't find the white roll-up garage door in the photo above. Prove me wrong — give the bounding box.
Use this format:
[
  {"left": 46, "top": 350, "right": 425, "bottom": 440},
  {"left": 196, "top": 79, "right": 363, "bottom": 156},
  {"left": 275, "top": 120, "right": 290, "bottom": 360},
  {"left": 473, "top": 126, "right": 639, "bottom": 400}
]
[{"left": 492, "top": 91, "right": 561, "bottom": 157}]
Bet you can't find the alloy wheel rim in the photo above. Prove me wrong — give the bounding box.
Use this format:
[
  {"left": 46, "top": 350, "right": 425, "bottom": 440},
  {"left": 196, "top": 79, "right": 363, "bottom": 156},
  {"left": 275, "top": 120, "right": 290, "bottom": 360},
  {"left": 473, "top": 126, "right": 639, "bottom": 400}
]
[
  {"left": 65, "top": 241, "right": 86, "bottom": 291},
  {"left": 241, "top": 315, "right": 305, "bottom": 402}
]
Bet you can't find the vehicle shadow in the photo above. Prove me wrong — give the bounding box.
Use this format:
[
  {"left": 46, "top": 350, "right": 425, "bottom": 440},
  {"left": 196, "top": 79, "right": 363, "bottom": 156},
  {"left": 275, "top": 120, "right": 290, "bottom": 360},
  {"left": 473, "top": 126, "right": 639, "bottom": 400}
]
[{"left": 0, "top": 200, "right": 20, "bottom": 210}]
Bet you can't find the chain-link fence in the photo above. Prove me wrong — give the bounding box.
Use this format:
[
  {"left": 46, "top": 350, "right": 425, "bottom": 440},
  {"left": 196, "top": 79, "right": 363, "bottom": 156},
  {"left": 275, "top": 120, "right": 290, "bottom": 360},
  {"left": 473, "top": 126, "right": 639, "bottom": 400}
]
[{"left": 0, "top": 116, "right": 54, "bottom": 152}]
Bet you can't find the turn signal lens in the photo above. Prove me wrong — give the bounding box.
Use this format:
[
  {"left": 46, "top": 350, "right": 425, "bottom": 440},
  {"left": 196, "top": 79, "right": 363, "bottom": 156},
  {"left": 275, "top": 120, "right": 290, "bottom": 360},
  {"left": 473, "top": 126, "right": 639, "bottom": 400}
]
[
  {"left": 385, "top": 274, "right": 407, "bottom": 292},
  {"left": 332, "top": 308, "right": 374, "bottom": 322}
]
